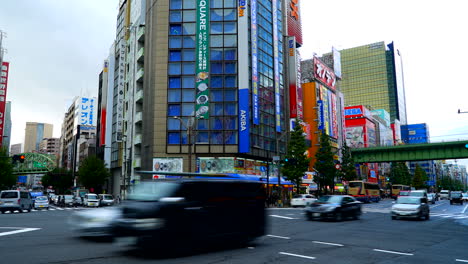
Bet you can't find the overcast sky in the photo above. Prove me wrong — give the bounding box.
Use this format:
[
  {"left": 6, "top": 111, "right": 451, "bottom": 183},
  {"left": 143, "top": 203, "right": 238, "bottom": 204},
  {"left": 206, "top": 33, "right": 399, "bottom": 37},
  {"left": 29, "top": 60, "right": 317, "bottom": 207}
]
[{"left": 1, "top": 0, "right": 468, "bottom": 164}]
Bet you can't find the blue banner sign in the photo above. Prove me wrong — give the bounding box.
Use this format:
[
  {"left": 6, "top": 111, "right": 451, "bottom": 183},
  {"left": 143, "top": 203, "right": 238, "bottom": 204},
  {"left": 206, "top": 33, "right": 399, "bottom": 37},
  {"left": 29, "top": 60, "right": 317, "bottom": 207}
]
[{"left": 239, "top": 89, "right": 250, "bottom": 153}]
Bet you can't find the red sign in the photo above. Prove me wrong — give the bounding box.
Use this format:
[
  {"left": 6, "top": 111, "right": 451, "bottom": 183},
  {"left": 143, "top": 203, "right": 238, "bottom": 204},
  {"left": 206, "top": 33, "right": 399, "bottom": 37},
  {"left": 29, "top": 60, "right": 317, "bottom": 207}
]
[
  {"left": 287, "top": 0, "right": 303, "bottom": 46},
  {"left": 313, "top": 58, "right": 336, "bottom": 90},
  {"left": 0, "top": 62, "right": 9, "bottom": 146},
  {"left": 344, "top": 105, "right": 371, "bottom": 119}
]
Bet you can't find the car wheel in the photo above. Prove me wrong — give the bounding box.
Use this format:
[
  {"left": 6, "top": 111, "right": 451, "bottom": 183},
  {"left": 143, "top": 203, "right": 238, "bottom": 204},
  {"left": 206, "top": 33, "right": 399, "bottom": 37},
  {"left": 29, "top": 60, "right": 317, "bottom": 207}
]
[
  {"left": 391, "top": 216, "right": 396, "bottom": 220},
  {"left": 27, "top": 205, "right": 32, "bottom": 212},
  {"left": 353, "top": 212, "right": 360, "bottom": 220},
  {"left": 19, "top": 208, "right": 23, "bottom": 213},
  {"left": 334, "top": 211, "right": 343, "bottom": 222}
]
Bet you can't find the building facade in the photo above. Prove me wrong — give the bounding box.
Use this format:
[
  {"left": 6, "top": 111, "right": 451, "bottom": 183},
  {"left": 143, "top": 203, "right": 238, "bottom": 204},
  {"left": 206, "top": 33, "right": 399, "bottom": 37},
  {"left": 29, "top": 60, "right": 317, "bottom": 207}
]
[
  {"left": 39, "top": 138, "right": 60, "bottom": 155},
  {"left": 24, "top": 122, "right": 53, "bottom": 153},
  {"left": 10, "top": 143, "right": 21, "bottom": 155}
]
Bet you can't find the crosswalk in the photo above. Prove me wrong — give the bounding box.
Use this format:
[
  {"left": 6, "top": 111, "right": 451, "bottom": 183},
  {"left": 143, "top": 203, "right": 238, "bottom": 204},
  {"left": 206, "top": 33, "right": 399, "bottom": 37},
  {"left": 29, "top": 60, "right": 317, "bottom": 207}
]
[{"left": 2, "top": 205, "right": 99, "bottom": 214}]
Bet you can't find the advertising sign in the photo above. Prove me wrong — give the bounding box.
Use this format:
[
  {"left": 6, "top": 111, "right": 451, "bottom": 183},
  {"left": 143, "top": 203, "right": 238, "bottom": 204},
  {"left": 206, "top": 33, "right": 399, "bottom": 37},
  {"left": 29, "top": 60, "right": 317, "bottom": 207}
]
[
  {"left": 100, "top": 60, "right": 109, "bottom": 146},
  {"left": 238, "top": 0, "right": 246, "bottom": 17},
  {"left": 345, "top": 126, "right": 365, "bottom": 148},
  {"left": 152, "top": 158, "right": 183, "bottom": 179},
  {"left": 195, "top": 0, "right": 210, "bottom": 119},
  {"left": 332, "top": 47, "right": 342, "bottom": 79},
  {"left": 79, "top": 97, "right": 97, "bottom": 126},
  {"left": 116, "top": 41, "right": 125, "bottom": 142},
  {"left": 317, "top": 100, "right": 324, "bottom": 131},
  {"left": 239, "top": 89, "right": 250, "bottom": 153},
  {"left": 199, "top": 157, "right": 235, "bottom": 173},
  {"left": 287, "top": 0, "right": 303, "bottom": 46},
  {"left": 320, "top": 86, "right": 330, "bottom": 136},
  {"left": 331, "top": 92, "right": 338, "bottom": 139},
  {"left": 288, "top": 37, "right": 298, "bottom": 118},
  {"left": 238, "top": 0, "right": 249, "bottom": 94},
  {"left": 251, "top": 0, "right": 259, "bottom": 124},
  {"left": 313, "top": 57, "right": 336, "bottom": 90},
  {"left": 272, "top": 0, "right": 281, "bottom": 132},
  {"left": 0, "top": 62, "right": 9, "bottom": 146},
  {"left": 344, "top": 105, "right": 371, "bottom": 119},
  {"left": 371, "top": 109, "right": 390, "bottom": 127}
]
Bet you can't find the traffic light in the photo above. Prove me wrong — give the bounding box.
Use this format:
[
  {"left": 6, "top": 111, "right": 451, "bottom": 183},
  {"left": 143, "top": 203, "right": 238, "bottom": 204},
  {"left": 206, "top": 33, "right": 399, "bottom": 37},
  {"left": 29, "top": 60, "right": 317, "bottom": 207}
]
[
  {"left": 12, "top": 154, "right": 26, "bottom": 164},
  {"left": 19, "top": 155, "right": 25, "bottom": 163}
]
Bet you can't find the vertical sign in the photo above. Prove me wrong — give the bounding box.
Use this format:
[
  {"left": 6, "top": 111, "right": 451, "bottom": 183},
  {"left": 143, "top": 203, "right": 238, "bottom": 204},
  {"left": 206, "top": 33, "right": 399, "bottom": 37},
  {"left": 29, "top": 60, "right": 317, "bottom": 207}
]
[
  {"left": 317, "top": 100, "right": 324, "bottom": 131},
  {"left": 0, "top": 62, "right": 9, "bottom": 146},
  {"left": 296, "top": 50, "right": 303, "bottom": 119},
  {"left": 195, "top": 0, "right": 210, "bottom": 119},
  {"left": 116, "top": 41, "right": 125, "bottom": 142},
  {"left": 331, "top": 92, "right": 338, "bottom": 139},
  {"left": 272, "top": 0, "right": 281, "bottom": 132},
  {"left": 80, "top": 97, "right": 97, "bottom": 126},
  {"left": 287, "top": 0, "right": 303, "bottom": 46},
  {"left": 251, "top": 0, "right": 259, "bottom": 124},
  {"left": 100, "top": 60, "right": 109, "bottom": 146},
  {"left": 239, "top": 89, "right": 250, "bottom": 153},
  {"left": 288, "top": 37, "right": 298, "bottom": 118},
  {"left": 332, "top": 47, "right": 342, "bottom": 79}
]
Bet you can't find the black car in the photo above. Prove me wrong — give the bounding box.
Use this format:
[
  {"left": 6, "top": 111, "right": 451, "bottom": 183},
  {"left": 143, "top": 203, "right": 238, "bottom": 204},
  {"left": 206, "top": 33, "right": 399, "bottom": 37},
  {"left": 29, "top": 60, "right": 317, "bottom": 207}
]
[
  {"left": 450, "top": 191, "right": 463, "bottom": 205},
  {"left": 112, "top": 179, "right": 266, "bottom": 251},
  {"left": 305, "top": 195, "right": 362, "bottom": 221}
]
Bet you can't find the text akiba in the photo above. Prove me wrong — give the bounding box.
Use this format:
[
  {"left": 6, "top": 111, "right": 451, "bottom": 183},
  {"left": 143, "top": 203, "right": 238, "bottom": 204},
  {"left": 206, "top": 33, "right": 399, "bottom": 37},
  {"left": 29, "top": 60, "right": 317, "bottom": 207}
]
[{"left": 240, "top": 110, "right": 247, "bottom": 131}]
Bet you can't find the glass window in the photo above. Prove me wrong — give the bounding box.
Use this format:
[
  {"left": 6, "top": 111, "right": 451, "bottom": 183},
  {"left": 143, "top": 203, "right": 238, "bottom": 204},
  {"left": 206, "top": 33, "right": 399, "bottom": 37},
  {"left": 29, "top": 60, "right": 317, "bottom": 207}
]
[
  {"left": 183, "top": 23, "right": 195, "bottom": 35},
  {"left": 168, "top": 63, "right": 181, "bottom": 75},
  {"left": 225, "top": 62, "right": 236, "bottom": 74},
  {"left": 212, "top": 103, "right": 223, "bottom": 116},
  {"left": 169, "top": 50, "right": 181, "bottom": 61},
  {"left": 196, "top": 132, "right": 209, "bottom": 143},
  {"left": 170, "top": 0, "right": 182, "bottom": 9},
  {"left": 224, "top": 9, "right": 236, "bottom": 20},
  {"left": 210, "top": 132, "right": 223, "bottom": 144},
  {"left": 225, "top": 76, "right": 236, "bottom": 87},
  {"left": 182, "top": 90, "right": 194, "bottom": 102},
  {"left": 225, "top": 131, "right": 237, "bottom": 144},
  {"left": 182, "top": 62, "right": 195, "bottom": 74},
  {"left": 224, "top": 22, "right": 236, "bottom": 34},
  {"left": 212, "top": 117, "right": 223, "bottom": 130},
  {"left": 224, "top": 48, "right": 236, "bottom": 60},
  {"left": 210, "top": 35, "right": 223, "bottom": 47},
  {"left": 211, "top": 90, "right": 223, "bottom": 102},
  {"left": 168, "top": 104, "right": 181, "bottom": 116},
  {"left": 170, "top": 11, "right": 182, "bottom": 22},
  {"left": 224, "top": 0, "right": 236, "bottom": 8},
  {"left": 182, "top": 104, "right": 194, "bottom": 116},
  {"left": 224, "top": 35, "right": 237, "bottom": 47},
  {"left": 224, "top": 103, "right": 236, "bottom": 115},
  {"left": 169, "top": 77, "right": 181, "bottom": 88},
  {"left": 168, "top": 118, "right": 181, "bottom": 130},
  {"left": 197, "top": 119, "right": 209, "bottom": 130},
  {"left": 183, "top": 36, "right": 195, "bottom": 48},
  {"left": 210, "top": 0, "right": 223, "bottom": 8},
  {"left": 183, "top": 0, "right": 195, "bottom": 9},
  {"left": 182, "top": 49, "right": 195, "bottom": 61},
  {"left": 210, "top": 48, "right": 223, "bottom": 60},
  {"left": 212, "top": 63, "right": 223, "bottom": 74},
  {"left": 168, "top": 132, "right": 180, "bottom": 144},
  {"left": 169, "top": 36, "right": 182, "bottom": 48},
  {"left": 182, "top": 76, "right": 195, "bottom": 88},
  {"left": 168, "top": 90, "right": 181, "bottom": 102},
  {"left": 211, "top": 22, "right": 223, "bottom": 34},
  {"left": 183, "top": 10, "right": 196, "bottom": 22},
  {"left": 211, "top": 9, "right": 223, "bottom": 21},
  {"left": 169, "top": 24, "right": 182, "bottom": 35},
  {"left": 211, "top": 76, "right": 223, "bottom": 88},
  {"left": 224, "top": 117, "right": 237, "bottom": 129},
  {"left": 224, "top": 89, "right": 236, "bottom": 101}
]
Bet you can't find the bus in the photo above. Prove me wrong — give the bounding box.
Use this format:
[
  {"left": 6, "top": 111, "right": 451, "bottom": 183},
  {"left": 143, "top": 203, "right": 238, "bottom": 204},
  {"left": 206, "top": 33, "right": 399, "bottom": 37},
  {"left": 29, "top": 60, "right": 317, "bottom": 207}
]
[
  {"left": 348, "top": 181, "right": 381, "bottom": 203},
  {"left": 391, "top": 184, "right": 411, "bottom": 199}
]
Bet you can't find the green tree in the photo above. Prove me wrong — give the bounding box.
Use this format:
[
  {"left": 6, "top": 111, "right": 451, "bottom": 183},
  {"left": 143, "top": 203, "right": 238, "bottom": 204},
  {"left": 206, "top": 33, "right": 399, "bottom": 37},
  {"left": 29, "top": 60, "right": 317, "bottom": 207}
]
[
  {"left": 389, "top": 162, "right": 412, "bottom": 186},
  {"left": 77, "top": 155, "right": 110, "bottom": 191},
  {"left": 281, "top": 120, "right": 311, "bottom": 194},
  {"left": 42, "top": 168, "right": 73, "bottom": 194},
  {"left": 314, "top": 132, "right": 337, "bottom": 195},
  {"left": 412, "top": 164, "right": 428, "bottom": 189},
  {"left": 0, "top": 147, "right": 15, "bottom": 189},
  {"left": 338, "top": 142, "right": 357, "bottom": 182}
]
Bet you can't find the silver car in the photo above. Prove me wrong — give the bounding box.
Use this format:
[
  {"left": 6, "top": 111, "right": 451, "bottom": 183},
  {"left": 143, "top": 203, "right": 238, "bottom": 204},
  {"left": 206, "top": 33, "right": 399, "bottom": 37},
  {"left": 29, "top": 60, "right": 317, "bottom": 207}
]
[
  {"left": 391, "top": 196, "right": 430, "bottom": 220},
  {"left": 69, "top": 207, "right": 121, "bottom": 239},
  {"left": 98, "top": 194, "right": 115, "bottom": 207},
  {"left": 0, "top": 190, "right": 33, "bottom": 213},
  {"left": 34, "top": 196, "right": 49, "bottom": 210}
]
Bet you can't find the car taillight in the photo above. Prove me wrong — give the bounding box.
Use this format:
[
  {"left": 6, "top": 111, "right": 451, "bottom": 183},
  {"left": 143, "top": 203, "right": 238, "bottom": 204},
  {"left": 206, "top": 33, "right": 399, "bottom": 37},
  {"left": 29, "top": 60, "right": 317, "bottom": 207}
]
[{"left": 18, "top": 199, "right": 21, "bottom": 204}]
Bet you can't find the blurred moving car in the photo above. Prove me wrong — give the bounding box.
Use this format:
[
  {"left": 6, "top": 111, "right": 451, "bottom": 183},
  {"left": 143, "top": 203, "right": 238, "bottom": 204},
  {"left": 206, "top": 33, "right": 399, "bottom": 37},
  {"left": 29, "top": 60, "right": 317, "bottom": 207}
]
[
  {"left": 398, "top": 190, "right": 411, "bottom": 197},
  {"left": 112, "top": 179, "right": 266, "bottom": 250},
  {"left": 391, "top": 196, "right": 430, "bottom": 220},
  {"left": 462, "top": 193, "right": 468, "bottom": 201},
  {"left": 427, "top": 193, "right": 436, "bottom": 204},
  {"left": 0, "top": 190, "right": 33, "bottom": 213},
  {"left": 34, "top": 196, "right": 49, "bottom": 210},
  {"left": 305, "top": 195, "right": 362, "bottom": 221},
  {"left": 291, "top": 194, "right": 316, "bottom": 207},
  {"left": 73, "top": 196, "right": 83, "bottom": 207},
  {"left": 84, "top": 193, "right": 100, "bottom": 207},
  {"left": 98, "top": 194, "right": 115, "bottom": 207},
  {"left": 439, "top": 190, "right": 450, "bottom": 200},
  {"left": 69, "top": 207, "right": 121, "bottom": 239},
  {"left": 52, "top": 195, "right": 60, "bottom": 205},
  {"left": 450, "top": 191, "right": 463, "bottom": 205},
  {"left": 409, "top": 190, "right": 428, "bottom": 198},
  {"left": 60, "top": 195, "right": 75, "bottom": 207}
]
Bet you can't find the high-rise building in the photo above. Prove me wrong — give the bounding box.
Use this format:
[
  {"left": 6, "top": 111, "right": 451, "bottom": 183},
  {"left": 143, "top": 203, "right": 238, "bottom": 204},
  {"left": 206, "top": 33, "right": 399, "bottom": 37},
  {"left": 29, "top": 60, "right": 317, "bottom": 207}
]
[
  {"left": 333, "top": 41, "right": 408, "bottom": 125},
  {"left": 24, "top": 122, "right": 53, "bottom": 153},
  {"left": 39, "top": 138, "right": 60, "bottom": 155},
  {"left": 10, "top": 143, "right": 21, "bottom": 155}
]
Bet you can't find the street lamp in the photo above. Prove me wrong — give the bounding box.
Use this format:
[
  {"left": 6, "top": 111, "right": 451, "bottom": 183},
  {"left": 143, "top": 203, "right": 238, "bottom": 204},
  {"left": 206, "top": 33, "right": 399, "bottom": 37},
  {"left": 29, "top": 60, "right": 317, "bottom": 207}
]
[{"left": 173, "top": 116, "right": 203, "bottom": 172}]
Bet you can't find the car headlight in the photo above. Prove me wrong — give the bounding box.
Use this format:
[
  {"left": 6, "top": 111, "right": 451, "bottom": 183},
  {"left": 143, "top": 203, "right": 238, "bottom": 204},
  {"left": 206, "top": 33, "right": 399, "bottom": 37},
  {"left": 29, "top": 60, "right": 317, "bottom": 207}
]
[{"left": 134, "top": 218, "right": 165, "bottom": 230}]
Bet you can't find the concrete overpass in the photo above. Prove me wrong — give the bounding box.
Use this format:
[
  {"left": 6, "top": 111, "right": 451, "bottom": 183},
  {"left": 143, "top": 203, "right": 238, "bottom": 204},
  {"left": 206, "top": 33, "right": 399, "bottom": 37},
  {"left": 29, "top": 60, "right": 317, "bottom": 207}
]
[{"left": 350, "top": 140, "right": 468, "bottom": 163}]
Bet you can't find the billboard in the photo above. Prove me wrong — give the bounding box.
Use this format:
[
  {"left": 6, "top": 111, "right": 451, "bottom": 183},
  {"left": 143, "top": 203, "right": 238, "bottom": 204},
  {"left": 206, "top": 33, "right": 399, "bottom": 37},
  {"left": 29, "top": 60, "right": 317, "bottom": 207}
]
[
  {"left": 320, "top": 86, "right": 330, "bottom": 135},
  {"left": 152, "top": 158, "right": 183, "bottom": 179},
  {"left": 0, "top": 62, "right": 9, "bottom": 146},
  {"left": 331, "top": 92, "right": 338, "bottom": 139},
  {"left": 344, "top": 105, "right": 372, "bottom": 119},
  {"left": 272, "top": 0, "right": 281, "bottom": 132},
  {"left": 287, "top": 0, "right": 303, "bottom": 46},
  {"left": 198, "top": 157, "right": 235, "bottom": 173},
  {"left": 345, "top": 126, "right": 365, "bottom": 148},
  {"left": 332, "top": 47, "right": 342, "bottom": 79},
  {"left": 195, "top": 0, "right": 210, "bottom": 119},
  {"left": 239, "top": 89, "right": 250, "bottom": 153},
  {"left": 371, "top": 109, "right": 390, "bottom": 127},
  {"left": 288, "top": 37, "right": 303, "bottom": 119},
  {"left": 116, "top": 41, "right": 125, "bottom": 142},
  {"left": 78, "top": 97, "right": 97, "bottom": 126},
  {"left": 251, "top": 0, "right": 259, "bottom": 124},
  {"left": 313, "top": 57, "right": 336, "bottom": 90}
]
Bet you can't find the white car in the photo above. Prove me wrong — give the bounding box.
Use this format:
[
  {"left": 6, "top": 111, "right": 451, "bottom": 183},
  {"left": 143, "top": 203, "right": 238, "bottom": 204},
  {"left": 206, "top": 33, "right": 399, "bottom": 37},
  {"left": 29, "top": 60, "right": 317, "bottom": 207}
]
[
  {"left": 83, "top": 193, "right": 100, "bottom": 207},
  {"left": 291, "top": 194, "right": 316, "bottom": 207}
]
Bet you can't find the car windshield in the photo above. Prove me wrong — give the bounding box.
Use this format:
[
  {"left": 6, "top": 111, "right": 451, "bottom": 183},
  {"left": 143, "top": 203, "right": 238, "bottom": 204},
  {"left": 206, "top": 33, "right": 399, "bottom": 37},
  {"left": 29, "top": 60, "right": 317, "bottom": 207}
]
[
  {"left": 103, "top": 195, "right": 113, "bottom": 199},
  {"left": 316, "top": 195, "right": 342, "bottom": 204},
  {"left": 399, "top": 191, "right": 410, "bottom": 196},
  {"left": 128, "top": 181, "right": 180, "bottom": 201},
  {"left": 293, "top": 194, "right": 304, "bottom": 198},
  {"left": 64, "top": 195, "right": 74, "bottom": 199},
  {"left": 0, "top": 192, "right": 18, "bottom": 198},
  {"left": 87, "top": 194, "right": 98, "bottom": 199},
  {"left": 36, "top": 196, "right": 48, "bottom": 201},
  {"left": 451, "top": 193, "right": 462, "bottom": 198},
  {"left": 397, "top": 197, "right": 421, "bottom": 204},
  {"left": 410, "top": 192, "right": 425, "bottom": 197},
  {"left": 463, "top": 194, "right": 468, "bottom": 197}
]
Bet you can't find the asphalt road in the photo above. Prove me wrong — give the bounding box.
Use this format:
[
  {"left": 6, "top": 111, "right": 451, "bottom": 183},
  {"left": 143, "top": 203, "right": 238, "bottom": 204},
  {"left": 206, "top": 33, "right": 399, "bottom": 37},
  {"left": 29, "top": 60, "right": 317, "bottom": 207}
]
[{"left": 1, "top": 200, "right": 468, "bottom": 264}]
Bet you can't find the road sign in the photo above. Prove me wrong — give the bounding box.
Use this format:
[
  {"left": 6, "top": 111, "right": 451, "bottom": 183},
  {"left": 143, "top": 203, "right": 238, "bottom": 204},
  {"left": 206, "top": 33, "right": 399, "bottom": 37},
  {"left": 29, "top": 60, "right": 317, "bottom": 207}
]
[{"left": 426, "top": 180, "right": 435, "bottom": 186}]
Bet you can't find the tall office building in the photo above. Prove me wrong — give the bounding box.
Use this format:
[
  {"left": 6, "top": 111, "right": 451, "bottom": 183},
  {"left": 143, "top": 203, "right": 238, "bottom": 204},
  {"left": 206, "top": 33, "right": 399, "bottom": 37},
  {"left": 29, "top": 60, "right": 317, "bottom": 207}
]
[
  {"left": 24, "top": 122, "right": 53, "bottom": 153},
  {"left": 10, "top": 143, "right": 21, "bottom": 155},
  {"left": 334, "top": 41, "right": 408, "bottom": 125}
]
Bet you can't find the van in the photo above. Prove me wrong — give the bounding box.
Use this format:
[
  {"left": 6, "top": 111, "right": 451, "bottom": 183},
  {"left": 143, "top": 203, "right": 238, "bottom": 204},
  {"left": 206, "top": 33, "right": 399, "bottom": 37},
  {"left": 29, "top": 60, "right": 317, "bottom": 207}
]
[
  {"left": 83, "top": 193, "right": 100, "bottom": 207},
  {"left": 0, "top": 190, "right": 33, "bottom": 213},
  {"left": 112, "top": 179, "right": 266, "bottom": 251},
  {"left": 440, "top": 190, "right": 449, "bottom": 200}
]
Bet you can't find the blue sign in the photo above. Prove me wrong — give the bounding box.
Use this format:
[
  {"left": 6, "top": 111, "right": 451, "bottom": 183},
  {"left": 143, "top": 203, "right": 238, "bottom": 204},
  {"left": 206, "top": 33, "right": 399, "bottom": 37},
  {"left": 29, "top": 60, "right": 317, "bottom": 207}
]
[
  {"left": 317, "top": 100, "right": 324, "bottom": 131},
  {"left": 239, "top": 89, "right": 250, "bottom": 153},
  {"left": 17, "top": 175, "right": 27, "bottom": 183},
  {"left": 251, "top": 0, "right": 259, "bottom": 125},
  {"left": 345, "top": 108, "right": 363, "bottom": 116},
  {"left": 260, "top": 166, "right": 266, "bottom": 172},
  {"left": 426, "top": 180, "right": 435, "bottom": 186}
]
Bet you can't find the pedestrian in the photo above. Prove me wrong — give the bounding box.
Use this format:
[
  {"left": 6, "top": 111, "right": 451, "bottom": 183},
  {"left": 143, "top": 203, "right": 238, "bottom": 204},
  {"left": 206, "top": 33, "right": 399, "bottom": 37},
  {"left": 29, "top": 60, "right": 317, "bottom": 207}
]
[{"left": 117, "top": 195, "right": 121, "bottom": 204}]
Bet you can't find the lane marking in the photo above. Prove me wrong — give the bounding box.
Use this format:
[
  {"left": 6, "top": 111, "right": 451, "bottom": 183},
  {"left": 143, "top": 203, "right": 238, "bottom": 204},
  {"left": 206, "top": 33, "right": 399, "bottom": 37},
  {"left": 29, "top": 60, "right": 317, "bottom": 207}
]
[
  {"left": 430, "top": 203, "right": 443, "bottom": 209},
  {"left": 373, "top": 249, "right": 413, "bottom": 256},
  {"left": 279, "top": 252, "right": 316, "bottom": 260},
  {"left": 313, "top": 241, "right": 344, "bottom": 247},
  {"left": 0, "top": 228, "right": 41, "bottom": 237},
  {"left": 267, "top": 234, "right": 290, "bottom": 240},
  {"left": 462, "top": 205, "right": 468, "bottom": 214},
  {"left": 269, "top": 215, "right": 297, "bottom": 220},
  {"left": 456, "top": 259, "right": 468, "bottom": 262}
]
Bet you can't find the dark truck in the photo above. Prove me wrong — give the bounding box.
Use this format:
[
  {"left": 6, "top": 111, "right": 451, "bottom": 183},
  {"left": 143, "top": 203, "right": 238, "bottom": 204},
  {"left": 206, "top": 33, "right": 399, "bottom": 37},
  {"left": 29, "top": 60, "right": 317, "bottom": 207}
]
[{"left": 450, "top": 191, "right": 463, "bottom": 205}]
